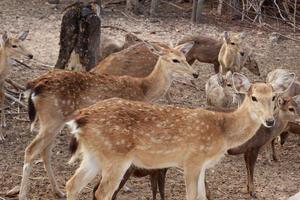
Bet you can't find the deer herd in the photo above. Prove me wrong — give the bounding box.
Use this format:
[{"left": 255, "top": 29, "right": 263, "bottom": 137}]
[{"left": 1, "top": 12, "right": 300, "bottom": 200}]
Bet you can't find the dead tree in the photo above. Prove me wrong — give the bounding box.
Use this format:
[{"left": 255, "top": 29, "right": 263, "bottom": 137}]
[
  {"left": 192, "top": 0, "right": 205, "bottom": 23},
  {"left": 55, "top": 1, "right": 101, "bottom": 71}
]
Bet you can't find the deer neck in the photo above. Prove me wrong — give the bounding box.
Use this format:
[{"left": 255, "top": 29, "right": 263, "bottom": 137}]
[
  {"left": 0, "top": 48, "right": 9, "bottom": 75},
  {"left": 141, "top": 58, "right": 172, "bottom": 102},
  {"left": 222, "top": 97, "right": 264, "bottom": 149}
]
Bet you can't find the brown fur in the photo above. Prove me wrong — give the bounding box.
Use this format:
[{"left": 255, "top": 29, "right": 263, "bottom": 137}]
[
  {"left": 18, "top": 42, "right": 196, "bottom": 200},
  {"left": 227, "top": 95, "right": 300, "bottom": 197},
  {"left": 0, "top": 31, "right": 32, "bottom": 141},
  {"left": 65, "top": 72, "right": 294, "bottom": 200}
]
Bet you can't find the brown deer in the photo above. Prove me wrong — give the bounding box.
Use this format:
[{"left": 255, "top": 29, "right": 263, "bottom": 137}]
[
  {"left": 177, "top": 34, "right": 260, "bottom": 75},
  {"left": 65, "top": 72, "right": 294, "bottom": 200},
  {"left": 93, "top": 32, "right": 260, "bottom": 79},
  {"left": 18, "top": 42, "right": 197, "bottom": 200},
  {"left": 0, "top": 31, "right": 33, "bottom": 141},
  {"left": 228, "top": 95, "right": 300, "bottom": 197},
  {"left": 218, "top": 31, "right": 249, "bottom": 74}
]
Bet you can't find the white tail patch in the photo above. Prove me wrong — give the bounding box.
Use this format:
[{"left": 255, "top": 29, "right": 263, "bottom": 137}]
[{"left": 66, "top": 120, "right": 80, "bottom": 135}]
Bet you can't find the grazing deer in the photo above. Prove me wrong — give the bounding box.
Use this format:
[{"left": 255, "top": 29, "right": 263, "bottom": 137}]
[
  {"left": 0, "top": 31, "right": 33, "bottom": 141},
  {"left": 65, "top": 72, "right": 294, "bottom": 200},
  {"left": 228, "top": 95, "right": 300, "bottom": 197},
  {"left": 205, "top": 71, "right": 242, "bottom": 109},
  {"left": 19, "top": 42, "right": 197, "bottom": 200},
  {"left": 218, "top": 32, "right": 248, "bottom": 74},
  {"left": 177, "top": 34, "right": 260, "bottom": 75},
  {"left": 92, "top": 166, "right": 168, "bottom": 200}
]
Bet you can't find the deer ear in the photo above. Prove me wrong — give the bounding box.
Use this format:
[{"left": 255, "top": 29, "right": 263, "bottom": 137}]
[
  {"left": 144, "top": 42, "right": 168, "bottom": 57},
  {"left": 239, "top": 32, "right": 246, "bottom": 39},
  {"left": 18, "top": 30, "right": 29, "bottom": 41},
  {"left": 232, "top": 72, "right": 251, "bottom": 94},
  {"left": 277, "top": 96, "right": 289, "bottom": 107},
  {"left": 223, "top": 31, "right": 230, "bottom": 43},
  {"left": 174, "top": 41, "right": 194, "bottom": 56},
  {"left": 292, "top": 95, "right": 300, "bottom": 105},
  {"left": 2, "top": 32, "right": 8, "bottom": 44},
  {"left": 269, "top": 72, "right": 295, "bottom": 94}
]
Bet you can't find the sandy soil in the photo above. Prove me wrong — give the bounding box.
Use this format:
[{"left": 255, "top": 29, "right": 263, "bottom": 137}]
[{"left": 0, "top": 0, "right": 299, "bottom": 200}]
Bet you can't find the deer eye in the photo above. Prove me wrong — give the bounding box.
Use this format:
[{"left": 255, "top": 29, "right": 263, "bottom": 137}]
[
  {"left": 289, "top": 107, "right": 295, "bottom": 112},
  {"left": 12, "top": 45, "right": 17, "bottom": 48},
  {"left": 272, "top": 96, "right": 276, "bottom": 101},
  {"left": 231, "top": 42, "right": 235, "bottom": 45},
  {"left": 172, "top": 59, "right": 180, "bottom": 63},
  {"left": 252, "top": 96, "right": 258, "bottom": 102}
]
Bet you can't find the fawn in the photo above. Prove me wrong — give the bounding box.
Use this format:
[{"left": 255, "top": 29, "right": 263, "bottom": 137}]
[
  {"left": 19, "top": 41, "right": 197, "bottom": 200},
  {"left": 228, "top": 94, "right": 300, "bottom": 197},
  {"left": 0, "top": 31, "right": 33, "bottom": 141},
  {"left": 218, "top": 31, "right": 248, "bottom": 74},
  {"left": 65, "top": 72, "right": 294, "bottom": 200},
  {"left": 177, "top": 34, "right": 259, "bottom": 75}
]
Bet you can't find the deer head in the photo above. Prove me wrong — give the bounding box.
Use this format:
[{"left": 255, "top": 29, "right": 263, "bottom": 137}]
[{"left": 1, "top": 31, "right": 33, "bottom": 60}]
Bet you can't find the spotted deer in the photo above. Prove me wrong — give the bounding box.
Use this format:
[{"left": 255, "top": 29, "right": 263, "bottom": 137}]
[
  {"left": 228, "top": 94, "right": 300, "bottom": 197},
  {"left": 218, "top": 31, "right": 248, "bottom": 74},
  {"left": 65, "top": 72, "right": 294, "bottom": 200},
  {"left": 177, "top": 34, "right": 260, "bottom": 75},
  {"left": 18, "top": 42, "right": 197, "bottom": 200},
  {"left": 0, "top": 31, "right": 33, "bottom": 141}
]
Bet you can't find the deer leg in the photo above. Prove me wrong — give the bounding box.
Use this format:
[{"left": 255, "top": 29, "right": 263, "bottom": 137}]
[
  {"left": 271, "top": 139, "right": 278, "bottom": 162},
  {"left": 158, "top": 169, "right": 167, "bottom": 200},
  {"left": 150, "top": 171, "right": 159, "bottom": 200},
  {"left": 245, "top": 149, "right": 259, "bottom": 198},
  {"left": 66, "top": 156, "right": 100, "bottom": 200},
  {"left": 213, "top": 62, "right": 220, "bottom": 73},
  {"left": 0, "top": 88, "right": 5, "bottom": 141},
  {"left": 19, "top": 124, "right": 63, "bottom": 200},
  {"left": 93, "top": 165, "right": 135, "bottom": 200},
  {"left": 280, "top": 131, "right": 289, "bottom": 146},
  {"left": 184, "top": 162, "right": 202, "bottom": 200},
  {"left": 94, "top": 161, "right": 131, "bottom": 200},
  {"left": 41, "top": 144, "right": 65, "bottom": 198},
  {"left": 197, "top": 165, "right": 207, "bottom": 200}
]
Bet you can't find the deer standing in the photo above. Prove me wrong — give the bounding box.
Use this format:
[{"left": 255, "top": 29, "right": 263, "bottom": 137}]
[
  {"left": 218, "top": 32, "right": 248, "bottom": 74},
  {"left": 65, "top": 72, "right": 294, "bottom": 200},
  {"left": 228, "top": 95, "right": 300, "bottom": 197},
  {"left": 19, "top": 42, "right": 197, "bottom": 200},
  {"left": 0, "top": 31, "right": 33, "bottom": 141},
  {"left": 177, "top": 34, "right": 259, "bottom": 75}
]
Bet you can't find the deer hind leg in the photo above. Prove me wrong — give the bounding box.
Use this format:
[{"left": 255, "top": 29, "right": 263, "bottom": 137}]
[
  {"left": 93, "top": 165, "right": 135, "bottom": 200},
  {"left": 19, "top": 123, "right": 63, "bottom": 200},
  {"left": 66, "top": 156, "right": 100, "bottom": 200},
  {"left": 158, "top": 169, "right": 168, "bottom": 200},
  {"left": 41, "top": 144, "right": 65, "bottom": 197},
  {"left": 244, "top": 149, "right": 259, "bottom": 198},
  {"left": 94, "top": 160, "right": 131, "bottom": 200},
  {"left": 197, "top": 165, "right": 208, "bottom": 200}
]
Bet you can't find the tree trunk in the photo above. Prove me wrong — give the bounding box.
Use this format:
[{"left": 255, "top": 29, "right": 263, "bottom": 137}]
[
  {"left": 150, "top": 0, "right": 159, "bottom": 17},
  {"left": 191, "top": 0, "right": 197, "bottom": 22}
]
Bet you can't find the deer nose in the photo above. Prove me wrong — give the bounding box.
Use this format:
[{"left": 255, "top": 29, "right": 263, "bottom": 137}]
[
  {"left": 265, "top": 118, "right": 275, "bottom": 127},
  {"left": 193, "top": 73, "right": 199, "bottom": 79},
  {"left": 28, "top": 54, "right": 33, "bottom": 59},
  {"left": 240, "top": 52, "right": 245, "bottom": 56}
]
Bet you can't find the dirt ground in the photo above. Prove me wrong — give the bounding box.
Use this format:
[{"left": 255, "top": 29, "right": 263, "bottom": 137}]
[{"left": 0, "top": 0, "right": 300, "bottom": 200}]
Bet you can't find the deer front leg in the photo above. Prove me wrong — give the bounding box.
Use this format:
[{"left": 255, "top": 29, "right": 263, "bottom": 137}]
[
  {"left": 158, "top": 169, "right": 168, "bottom": 200},
  {"left": 150, "top": 171, "right": 159, "bottom": 200},
  {"left": 244, "top": 149, "right": 259, "bottom": 198},
  {"left": 94, "top": 161, "right": 131, "bottom": 200},
  {"left": 41, "top": 144, "right": 65, "bottom": 198},
  {"left": 184, "top": 162, "right": 202, "bottom": 200}
]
